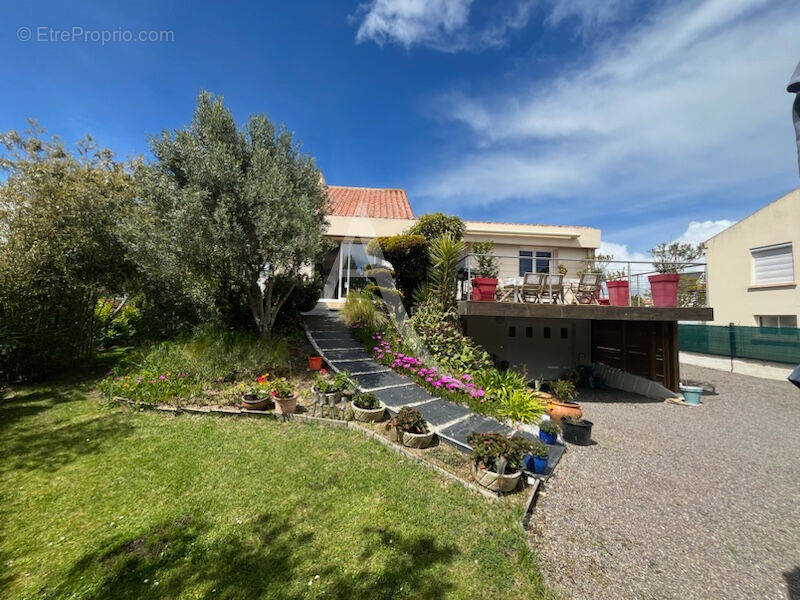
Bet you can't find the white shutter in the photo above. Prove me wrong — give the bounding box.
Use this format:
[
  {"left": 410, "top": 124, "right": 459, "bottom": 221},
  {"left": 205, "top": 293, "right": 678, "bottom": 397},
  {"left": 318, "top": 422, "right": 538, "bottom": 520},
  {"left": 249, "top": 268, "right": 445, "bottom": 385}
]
[{"left": 751, "top": 243, "right": 794, "bottom": 285}]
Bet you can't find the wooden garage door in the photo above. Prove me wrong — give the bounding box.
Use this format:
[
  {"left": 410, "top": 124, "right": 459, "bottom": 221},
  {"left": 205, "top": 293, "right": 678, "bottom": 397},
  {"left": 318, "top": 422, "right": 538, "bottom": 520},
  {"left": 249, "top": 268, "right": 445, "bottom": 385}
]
[{"left": 591, "top": 320, "right": 679, "bottom": 391}]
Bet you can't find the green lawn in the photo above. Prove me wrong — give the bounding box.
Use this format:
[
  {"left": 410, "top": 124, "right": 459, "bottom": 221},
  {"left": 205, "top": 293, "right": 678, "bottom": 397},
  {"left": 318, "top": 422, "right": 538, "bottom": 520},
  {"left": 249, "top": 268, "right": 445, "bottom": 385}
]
[{"left": 0, "top": 369, "right": 553, "bottom": 599}]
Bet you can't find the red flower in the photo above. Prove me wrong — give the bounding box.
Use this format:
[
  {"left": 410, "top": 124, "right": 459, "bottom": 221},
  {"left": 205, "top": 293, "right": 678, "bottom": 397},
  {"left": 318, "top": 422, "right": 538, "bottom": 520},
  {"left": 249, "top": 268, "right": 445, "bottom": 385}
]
[
  {"left": 257, "top": 376, "right": 265, "bottom": 384},
  {"left": 320, "top": 368, "right": 327, "bottom": 375},
  {"left": 270, "top": 390, "right": 277, "bottom": 397}
]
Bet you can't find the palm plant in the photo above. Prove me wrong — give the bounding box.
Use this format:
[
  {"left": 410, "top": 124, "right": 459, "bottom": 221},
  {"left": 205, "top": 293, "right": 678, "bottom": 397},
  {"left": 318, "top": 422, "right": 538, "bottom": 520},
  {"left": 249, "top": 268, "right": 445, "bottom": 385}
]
[{"left": 428, "top": 234, "right": 465, "bottom": 309}]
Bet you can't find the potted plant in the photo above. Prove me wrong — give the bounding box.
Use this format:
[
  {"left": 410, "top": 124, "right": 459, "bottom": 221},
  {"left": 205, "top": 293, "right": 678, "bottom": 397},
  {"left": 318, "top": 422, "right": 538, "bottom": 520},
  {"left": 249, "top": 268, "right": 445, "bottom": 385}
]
[
  {"left": 351, "top": 392, "right": 386, "bottom": 422},
  {"left": 524, "top": 440, "right": 550, "bottom": 475},
  {"left": 562, "top": 415, "right": 593, "bottom": 445},
  {"left": 648, "top": 242, "right": 704, "bottom": 308},
  {"left": 242, "top": 373, "right": 273, "bottom": 410},
  {"left": 308, "top": 355, "right": 323, "bottom": 371},
  {"left": 467, "top": 432, "right": 531, "bottom": 492},
  {"left": 334, "top": 370, "right": 357, "bottom": 401},
  {"left": 470, "top": 240, "right": 499, "bottom": 301},
  {"left": 311, "top": 370, "right": 339, "bottom": 417},
  {"left": 605, "top": 270, "right": 629, "bottom": 306},
  {"left": 538, "top": 419, "right": 560, "bottom": 445},
  {"left": 386, "top": 406, "right": 435, "bottom": 448},
  {"left": 545, "top": 379, "right": 582, "bottom": 424},
  {"left": 269, "top": 377, "right": 297, "bottom": 414}
]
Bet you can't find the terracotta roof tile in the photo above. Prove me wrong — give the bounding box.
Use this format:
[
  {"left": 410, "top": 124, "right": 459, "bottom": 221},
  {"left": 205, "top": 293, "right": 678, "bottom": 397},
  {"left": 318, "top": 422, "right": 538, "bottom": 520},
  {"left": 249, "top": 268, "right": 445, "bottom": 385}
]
[{"left": 326, "top": 186, "right": 414, "bottom": 219}]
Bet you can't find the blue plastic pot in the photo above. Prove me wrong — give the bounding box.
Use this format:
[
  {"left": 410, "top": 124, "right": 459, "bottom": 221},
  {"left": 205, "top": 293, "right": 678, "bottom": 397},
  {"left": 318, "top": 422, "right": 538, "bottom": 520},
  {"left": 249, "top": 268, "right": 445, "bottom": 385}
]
[
  {"left": 525, "top": 454, "right": 548, "bottom": 474},
  {"left": 680, "top": 385, "right": 703, "bottom": 405},
  {"left": 539, "top": 430, "right": 557, "bottom": 445}
]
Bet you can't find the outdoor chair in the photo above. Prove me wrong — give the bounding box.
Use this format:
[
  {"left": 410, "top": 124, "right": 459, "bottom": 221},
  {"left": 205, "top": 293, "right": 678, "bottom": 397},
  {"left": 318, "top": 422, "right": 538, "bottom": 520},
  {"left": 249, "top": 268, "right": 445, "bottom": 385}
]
[
  {"left": 539, "top": 273, "right": 565, "bottom": 303},
  {"left": 570, "top": 272, "right": 602, "bottom": 304},
  {"left": 496, "top": 277, "right": 521, "bottom": 302},
  {"left": 520, "top": 272, "right": 545, "bottom": 303}
]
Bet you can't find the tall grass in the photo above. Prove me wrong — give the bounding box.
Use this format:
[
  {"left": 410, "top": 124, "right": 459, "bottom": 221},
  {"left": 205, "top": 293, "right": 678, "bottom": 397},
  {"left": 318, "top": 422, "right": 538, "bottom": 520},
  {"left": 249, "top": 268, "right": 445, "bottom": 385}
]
[
  {"left": 341, "top": 290, "right": 388, "bottom": 331},
  {"left": 122, "top": 325, "right": 289, "bottom": 382}
]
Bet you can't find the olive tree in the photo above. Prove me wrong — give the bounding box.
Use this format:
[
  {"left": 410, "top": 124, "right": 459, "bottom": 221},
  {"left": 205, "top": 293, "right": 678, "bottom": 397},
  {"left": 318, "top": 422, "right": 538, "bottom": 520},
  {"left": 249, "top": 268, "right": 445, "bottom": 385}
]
[{"left": 135, "top": 92, "right": 327, "bottom": 337}]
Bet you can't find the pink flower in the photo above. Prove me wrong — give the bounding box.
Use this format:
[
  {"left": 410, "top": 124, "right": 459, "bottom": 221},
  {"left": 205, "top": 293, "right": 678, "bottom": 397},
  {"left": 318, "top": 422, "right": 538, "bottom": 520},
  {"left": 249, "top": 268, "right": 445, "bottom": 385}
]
[{"left": 159, "top": 374, "right": 166, "bottom": 380}]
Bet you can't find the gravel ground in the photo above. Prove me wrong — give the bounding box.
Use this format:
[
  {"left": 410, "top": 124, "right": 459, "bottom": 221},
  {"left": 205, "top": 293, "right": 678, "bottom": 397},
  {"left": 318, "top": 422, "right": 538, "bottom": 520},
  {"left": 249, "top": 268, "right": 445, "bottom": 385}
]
[{"left": 532, "top": 364, "right": 800, "bottom": 600}]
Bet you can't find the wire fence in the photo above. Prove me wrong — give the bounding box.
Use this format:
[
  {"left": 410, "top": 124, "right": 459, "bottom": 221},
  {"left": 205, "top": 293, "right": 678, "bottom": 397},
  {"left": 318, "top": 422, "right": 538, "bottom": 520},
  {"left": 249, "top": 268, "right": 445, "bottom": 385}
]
[{"left": 679, "top": 324, "right": 800, "bottom": 364}]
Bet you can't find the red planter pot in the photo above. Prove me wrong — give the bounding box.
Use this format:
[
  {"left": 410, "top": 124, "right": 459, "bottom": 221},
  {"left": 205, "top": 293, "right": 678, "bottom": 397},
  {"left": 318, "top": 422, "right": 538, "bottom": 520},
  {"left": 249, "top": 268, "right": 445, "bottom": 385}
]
[
  {"left": 606, "top": 280, "right": 629, "bottom": 306},
  {"left": 649, "top": 273, "right": 680, "bottom": 307},
  {"left": 471, "top": 277, "right": 498, "bottom": 301},
  {"left": 308, "top": 356, "right": 323, "bottom": 371}
]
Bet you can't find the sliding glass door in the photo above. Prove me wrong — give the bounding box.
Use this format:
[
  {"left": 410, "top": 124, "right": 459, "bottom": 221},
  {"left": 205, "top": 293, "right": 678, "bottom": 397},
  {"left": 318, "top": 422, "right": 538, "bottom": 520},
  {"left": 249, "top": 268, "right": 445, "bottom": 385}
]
[{"left": 321, "top": 241, "right": 383, "bottom": 299}]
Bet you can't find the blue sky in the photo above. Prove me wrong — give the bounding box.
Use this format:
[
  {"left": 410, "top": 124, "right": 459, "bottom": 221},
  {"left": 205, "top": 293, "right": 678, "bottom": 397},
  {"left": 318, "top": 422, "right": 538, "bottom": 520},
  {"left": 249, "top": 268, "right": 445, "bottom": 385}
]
[{"left": 3, "top": 0, "right": 799, "bottom": 258}]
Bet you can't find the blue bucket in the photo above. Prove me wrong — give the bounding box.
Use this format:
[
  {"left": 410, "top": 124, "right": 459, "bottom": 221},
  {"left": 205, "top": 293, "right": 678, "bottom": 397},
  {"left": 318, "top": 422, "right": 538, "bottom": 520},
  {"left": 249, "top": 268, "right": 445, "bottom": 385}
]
[
  {"left": 680, "top": 385, "right": 703, "bottom": 405},
  {"left": 539, "top": 430, "right": 557, "bottom": 445},
  {"left": 525, "top": 454, "right": 549, "bottom": 474}
]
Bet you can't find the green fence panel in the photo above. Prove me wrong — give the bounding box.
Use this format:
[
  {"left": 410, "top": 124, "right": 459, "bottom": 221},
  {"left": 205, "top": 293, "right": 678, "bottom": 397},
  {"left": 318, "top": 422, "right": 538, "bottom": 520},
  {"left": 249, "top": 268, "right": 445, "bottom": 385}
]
[{"left": 679, "top": 324, "right": 800, "bottom": 364}]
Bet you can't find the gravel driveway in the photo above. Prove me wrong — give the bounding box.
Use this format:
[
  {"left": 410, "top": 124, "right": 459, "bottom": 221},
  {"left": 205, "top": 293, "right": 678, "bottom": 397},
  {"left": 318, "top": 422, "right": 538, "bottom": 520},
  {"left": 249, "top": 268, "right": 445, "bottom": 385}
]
[{"left": 532, "top": 364, "right": 800, "bottom": 600}]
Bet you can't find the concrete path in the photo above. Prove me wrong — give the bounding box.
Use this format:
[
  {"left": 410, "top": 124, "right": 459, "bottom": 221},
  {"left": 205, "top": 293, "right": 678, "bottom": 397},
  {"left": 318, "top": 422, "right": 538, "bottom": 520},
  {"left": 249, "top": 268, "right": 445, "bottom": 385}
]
[{"left": 303, "top": 312, "right": 565, "bottom": 474}]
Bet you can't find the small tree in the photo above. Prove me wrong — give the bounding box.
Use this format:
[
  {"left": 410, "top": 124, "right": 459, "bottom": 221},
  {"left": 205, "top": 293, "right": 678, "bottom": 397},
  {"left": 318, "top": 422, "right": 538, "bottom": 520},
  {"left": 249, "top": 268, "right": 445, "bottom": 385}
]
[
  {"left": 366, "top": 234, "right": 428, "bottom": 302},
  {"left": 408, "top": 212, "right": 465, "bottom": 242},
  {"left": 471, "top": 240, "right": 499, "bottom": 279},
  {"left": 135, "top": 92, "right": 327, "bottom": 337},
  {"left": 649, "top": 242, "right": 705, "bottom": 273},
  {"left": 428, "top": 234, "right": 466, "bottom": 309},
  {"left": 0, "top": 123, "right": 134, "bottom": 380}
]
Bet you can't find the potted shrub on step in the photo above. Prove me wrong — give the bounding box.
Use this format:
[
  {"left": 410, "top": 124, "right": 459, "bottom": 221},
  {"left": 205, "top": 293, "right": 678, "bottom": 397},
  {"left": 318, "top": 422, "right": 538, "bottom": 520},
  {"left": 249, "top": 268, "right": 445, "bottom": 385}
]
[
  {"left": 562, "top": 415, "right": 593, "bottom": 445},
  {"left": 538, "top": 419, "right": 560, "bottom": 445},
  {"left": 648, "top": 242, "right": 705, "bottom": 308},
  {"left": 545, "top": 379, "right": 582, "bottom": 424},
  {"left": 524, "top": 440, "right": 550, "bottom": 475},
  {"left": 351, "top": 392, "right": 386, "bottom": 422},
  {"left": 470, "top": 240, "right": 499, "bottom": 301},
  {"left": 387, "top": 406, "right": 435, "bottom": 449},
  {"left": 269, "top": 377, "right": 297, "bottom": 414},
  {"left": 467, "top": 431, "right": 531, "bottom": 492}
]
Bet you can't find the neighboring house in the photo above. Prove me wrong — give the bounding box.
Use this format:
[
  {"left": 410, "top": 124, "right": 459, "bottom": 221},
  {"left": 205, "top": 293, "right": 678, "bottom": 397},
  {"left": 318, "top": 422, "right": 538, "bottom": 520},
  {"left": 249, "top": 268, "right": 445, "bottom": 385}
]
[
  {"left": 320, "top": 185, "right": 601, "bottom": 300},
  {"left": 705, "top": 188, "right": 800, "bottom": 327}
]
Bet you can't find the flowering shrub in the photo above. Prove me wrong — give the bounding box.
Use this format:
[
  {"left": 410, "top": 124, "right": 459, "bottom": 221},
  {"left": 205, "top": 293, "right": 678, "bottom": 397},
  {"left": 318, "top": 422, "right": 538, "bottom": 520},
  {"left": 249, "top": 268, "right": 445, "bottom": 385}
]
[
  {"left": 371, "top": 332, "right": 485, "bottom": 402},
  {"left": 100, "top": 370, "right": 199, "bottom": 405},
  {"left": 269, "top": 377, "right": 294, "bottom": 399},
  {"left": 467, "top": 432, "right": 533, "bottom": 472}
]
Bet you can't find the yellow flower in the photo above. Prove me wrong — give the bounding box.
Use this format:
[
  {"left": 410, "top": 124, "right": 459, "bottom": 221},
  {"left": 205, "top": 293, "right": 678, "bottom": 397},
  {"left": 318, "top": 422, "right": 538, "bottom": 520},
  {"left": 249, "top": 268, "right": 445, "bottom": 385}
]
[{"left": 123, "top": 383, "right": 129, "bottom": 387}]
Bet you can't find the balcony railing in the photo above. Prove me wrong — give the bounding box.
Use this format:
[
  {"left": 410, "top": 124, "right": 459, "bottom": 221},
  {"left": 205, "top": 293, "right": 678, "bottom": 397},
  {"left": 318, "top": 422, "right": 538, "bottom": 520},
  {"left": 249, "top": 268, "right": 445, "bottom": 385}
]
[{"left": 457, "top": 253, "right": 708, "bottom": 308}]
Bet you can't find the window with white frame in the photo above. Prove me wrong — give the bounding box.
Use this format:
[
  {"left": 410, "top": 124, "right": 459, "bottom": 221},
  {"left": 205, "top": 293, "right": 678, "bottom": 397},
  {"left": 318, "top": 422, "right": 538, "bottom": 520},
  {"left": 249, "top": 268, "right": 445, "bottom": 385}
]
[
  {"left": 751, "top": 242, "right": 794, "bottom": 285},
  {"left": 756, "top": 315, "right": 798, "bottom": 328},
  {"left": 519, "top": 249, "right": 553, "bottom": 276}
]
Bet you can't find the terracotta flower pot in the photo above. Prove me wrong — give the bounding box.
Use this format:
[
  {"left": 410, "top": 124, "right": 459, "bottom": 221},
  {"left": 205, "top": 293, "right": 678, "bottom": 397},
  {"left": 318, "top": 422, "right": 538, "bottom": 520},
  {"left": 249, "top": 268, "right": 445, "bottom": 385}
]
[
  {"left": 470, "top": 277, "right": 498, "bottom": 301},
  {"left": 471, "top": 463, "right": 521, "bottom": 492},
  {"left": 606, "top": 280, "right": 629, "bottom": 306},
  {"left": 649, "top": 273, "right": 680, "bottom": 307},
  {"left": 273, "top": 393, "right": 297, "bottom": 415},
  {"left": 241, "top": 393, "right": 271, "bottom": 411},
  {"left": 546, "top": 399, "right": 582, "bottom": 424},
  {"left": 308, "top": 356, "right": 323, "bottom": 371},
  {"left": 401, "top": 427, "right": 435, "bottom": 449},
  {"left": 351, "top": 402, "right": 386, "bottom": 422}
]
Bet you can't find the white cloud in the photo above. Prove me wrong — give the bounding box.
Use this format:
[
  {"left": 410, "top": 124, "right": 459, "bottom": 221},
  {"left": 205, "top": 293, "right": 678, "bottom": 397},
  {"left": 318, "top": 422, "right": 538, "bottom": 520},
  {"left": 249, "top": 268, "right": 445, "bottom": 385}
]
[
  {"left": 420, "top": 0, "right": 800, "bottom": 220},
  {"left": 674, "top": 220, "right": 734, "bottom": 245},
  {"left": 353, "top": 0, "right": 534, "bottom": 52},
  {"left": 545, "top": 0, "right": 634, "bottom": 33}
]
